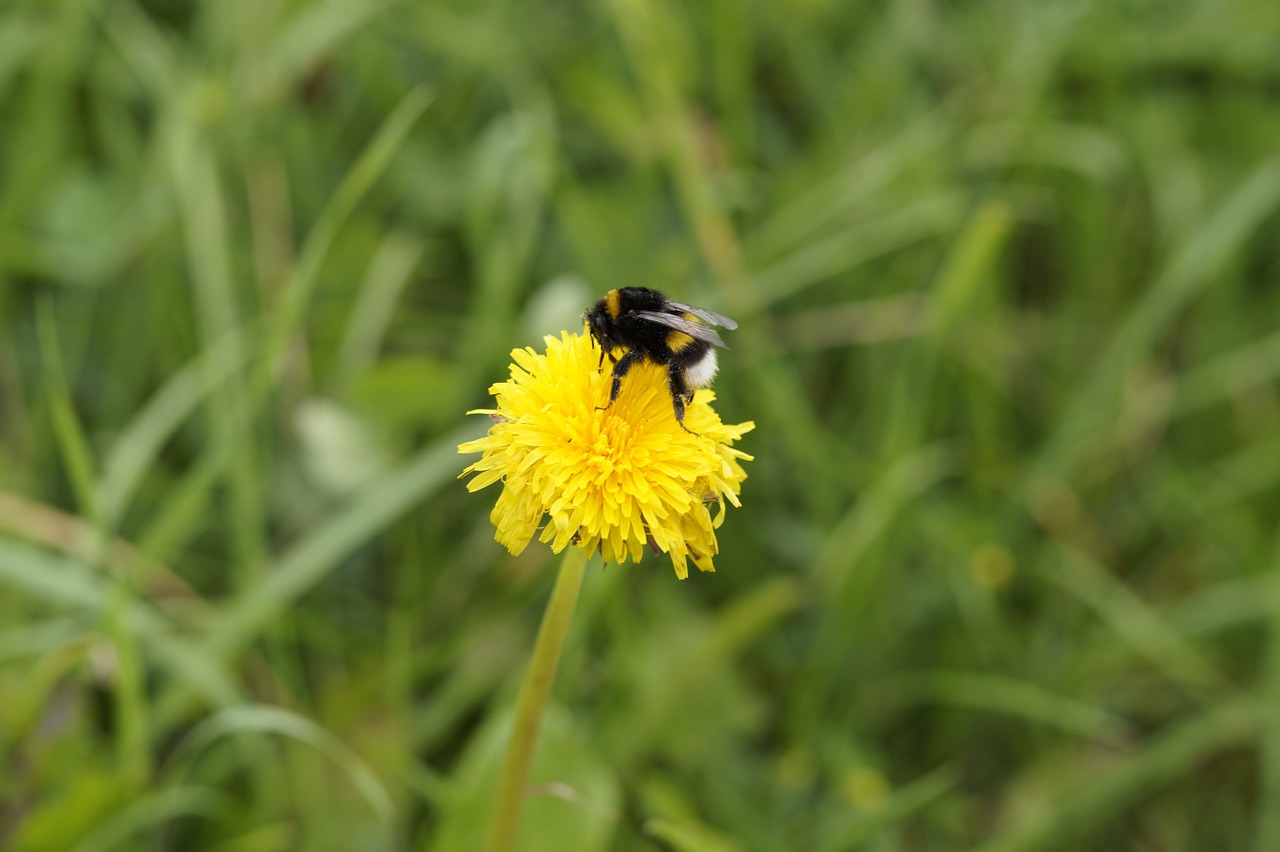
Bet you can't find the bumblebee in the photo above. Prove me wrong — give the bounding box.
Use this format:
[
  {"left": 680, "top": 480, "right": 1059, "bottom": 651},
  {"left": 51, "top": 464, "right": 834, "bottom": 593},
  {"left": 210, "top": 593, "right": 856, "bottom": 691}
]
[{"left": 584, "top": 287, "right": 738, "bottom": 430}]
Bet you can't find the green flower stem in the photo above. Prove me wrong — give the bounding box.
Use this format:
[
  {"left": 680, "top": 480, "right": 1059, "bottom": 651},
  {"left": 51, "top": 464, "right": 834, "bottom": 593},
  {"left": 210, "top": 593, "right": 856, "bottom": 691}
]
[{"left": 487, "top": 546, "right": 588, "bottom": 852}]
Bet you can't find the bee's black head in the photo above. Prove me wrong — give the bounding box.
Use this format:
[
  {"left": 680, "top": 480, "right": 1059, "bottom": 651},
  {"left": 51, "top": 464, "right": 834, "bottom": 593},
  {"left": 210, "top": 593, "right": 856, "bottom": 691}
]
[{"left": 585, "top": 301, "right": 611, "bottom": 345}]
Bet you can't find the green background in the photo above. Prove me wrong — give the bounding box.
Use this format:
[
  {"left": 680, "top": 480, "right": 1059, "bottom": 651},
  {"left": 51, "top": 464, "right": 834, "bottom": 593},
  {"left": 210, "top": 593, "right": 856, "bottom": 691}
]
[{"left": 3, "top": 0, "right": 1280, "bottom": 849}]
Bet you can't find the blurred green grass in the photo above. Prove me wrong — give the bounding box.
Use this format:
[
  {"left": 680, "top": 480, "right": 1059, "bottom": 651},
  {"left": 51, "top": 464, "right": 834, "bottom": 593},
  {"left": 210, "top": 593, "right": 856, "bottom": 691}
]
[{"left": 3, "top": 0, "right": 1280, "bottom": 849}]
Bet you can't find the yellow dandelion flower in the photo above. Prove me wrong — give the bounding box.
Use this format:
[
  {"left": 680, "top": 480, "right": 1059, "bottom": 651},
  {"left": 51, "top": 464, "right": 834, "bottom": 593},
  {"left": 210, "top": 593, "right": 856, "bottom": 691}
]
[{"left": 458, "top": 330, "right": 754, "bottom": 579}]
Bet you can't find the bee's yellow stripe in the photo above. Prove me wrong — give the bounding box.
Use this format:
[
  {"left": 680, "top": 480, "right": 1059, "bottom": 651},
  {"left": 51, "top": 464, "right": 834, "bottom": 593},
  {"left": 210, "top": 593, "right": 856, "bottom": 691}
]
[
  {"left": 605, "top": 289, "right": 622, "bottom": 318},
  {"left": 667, "top": 330, "right": 695, "bottom": 351}
]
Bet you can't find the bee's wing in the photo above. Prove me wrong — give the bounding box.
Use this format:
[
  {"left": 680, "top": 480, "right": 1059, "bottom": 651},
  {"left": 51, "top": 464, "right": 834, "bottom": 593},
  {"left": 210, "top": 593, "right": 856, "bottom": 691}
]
[
  {"left": 632, "top": 311, "right": 729, "bottom": 348},
  {"left": 663, "top": 301, "right": 738, "bottom": 330}
]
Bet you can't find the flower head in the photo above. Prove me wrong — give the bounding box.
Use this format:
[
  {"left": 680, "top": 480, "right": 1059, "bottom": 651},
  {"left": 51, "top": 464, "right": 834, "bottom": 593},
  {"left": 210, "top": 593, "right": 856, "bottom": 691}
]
[{"left": 459, "top": 331, "right": 754, "bottom": 579}]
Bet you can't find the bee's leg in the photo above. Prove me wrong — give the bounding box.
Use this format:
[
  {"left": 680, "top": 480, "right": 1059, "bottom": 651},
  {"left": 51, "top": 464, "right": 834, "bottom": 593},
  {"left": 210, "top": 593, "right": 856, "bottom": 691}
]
[
  {"left": 597, "top": 348, "right": 642, "bottom": 411},
  {"left": 667, "top": 365, "right": 699, "bottom": 435},
  {"left": 595, "top": 340, "right": 619, "bottom": 371}
]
